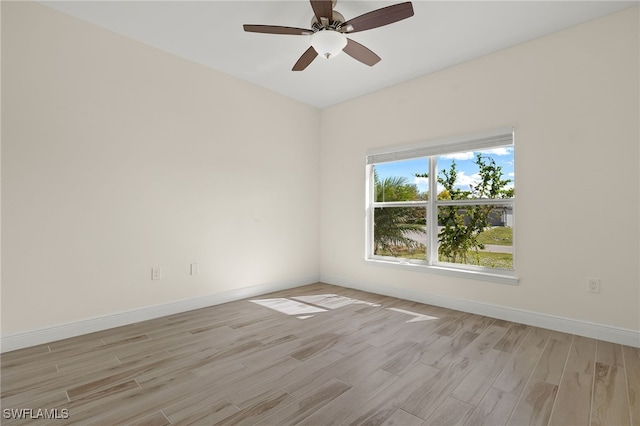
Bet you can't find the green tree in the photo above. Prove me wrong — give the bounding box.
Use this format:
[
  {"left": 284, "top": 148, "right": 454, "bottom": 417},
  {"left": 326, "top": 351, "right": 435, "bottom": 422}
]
[
  {"left": 437, "top": 154, "right": 512, "bottom": 264},
  {"left": 373, "top": 173, "right": 426, "bottom": 257}
]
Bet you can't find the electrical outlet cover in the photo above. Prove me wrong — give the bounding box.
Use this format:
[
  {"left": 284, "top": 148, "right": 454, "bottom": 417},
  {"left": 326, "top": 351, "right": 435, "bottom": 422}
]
[{"left": 152, "top": 267, "right": 162, "bottom": 280}]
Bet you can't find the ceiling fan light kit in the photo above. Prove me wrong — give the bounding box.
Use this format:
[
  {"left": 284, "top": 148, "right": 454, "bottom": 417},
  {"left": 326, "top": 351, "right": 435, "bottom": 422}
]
[
  {"left": 311, "top": 30, "right": 347, "bottom": 59},
  {"left": 243, "top": 0, "right": 414, "bottom": 71}
]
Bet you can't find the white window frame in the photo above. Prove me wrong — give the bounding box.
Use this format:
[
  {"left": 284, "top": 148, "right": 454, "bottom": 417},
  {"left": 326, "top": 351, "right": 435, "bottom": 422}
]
[{"left": 365, "top": 128, "right": 518, "bottom": 285}]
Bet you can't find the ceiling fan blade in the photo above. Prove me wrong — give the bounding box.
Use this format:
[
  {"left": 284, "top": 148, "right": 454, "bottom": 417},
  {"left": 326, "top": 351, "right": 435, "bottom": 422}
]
[
  {"left": 243, "top": 24, "right": 313, "bottom": 36},
  {"left": 343, "top": 38, "right": 381, "bottom": 66},
  {"left": 342, "top": 2, "right": 414, "bottom": 34},
  {"left": 292, "top": 46, "right": 319, "bottom": 71},
  {"left": 310, "top": 0, "right": 333, "bottom": 23}
]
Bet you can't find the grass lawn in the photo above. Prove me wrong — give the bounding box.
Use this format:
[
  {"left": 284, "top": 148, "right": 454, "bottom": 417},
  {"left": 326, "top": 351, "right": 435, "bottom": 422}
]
[
  {"left": 476, "top": 226, "right": 513, "bottom": 246},
  {"left": 462, "top": 251, "right": 513, "bottom": 269},
  {"left": 375, "top": 239, "right": 513, "bottom": 269}
]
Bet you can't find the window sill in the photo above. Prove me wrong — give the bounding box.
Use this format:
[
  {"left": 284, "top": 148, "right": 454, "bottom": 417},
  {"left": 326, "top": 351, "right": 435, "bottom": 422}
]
[{"left": 364, "top": 257, "right": 519, "bottom": 286}]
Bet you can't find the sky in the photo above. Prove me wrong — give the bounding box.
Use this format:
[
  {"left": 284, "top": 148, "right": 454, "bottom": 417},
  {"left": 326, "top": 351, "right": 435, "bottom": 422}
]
[{"left": 374, "top": 147, "right": 515, "bottom": 195}]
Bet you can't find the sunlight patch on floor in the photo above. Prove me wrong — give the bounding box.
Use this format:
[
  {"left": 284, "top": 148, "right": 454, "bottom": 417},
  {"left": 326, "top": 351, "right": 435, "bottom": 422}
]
[
  {"left": 290, "top": 294, "right": 381, "bottom": 310},
  {"left": 296, "top": 315, "right": 315, "bottom": 320},
  {"left": 249, "top": 298, "right": 327, "bottom": 316},
  {"left": 387, "top": 308, "right": 439, "bottom": 323},
  {"left": 250, "top": 295, "right": 438, "bottom": 323}
]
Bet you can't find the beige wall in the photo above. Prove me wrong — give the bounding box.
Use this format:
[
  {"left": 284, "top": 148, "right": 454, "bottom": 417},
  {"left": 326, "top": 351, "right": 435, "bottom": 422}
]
[
  {"left": 320, "top": 7, "right": 640, "bottom": 331},
  {"left": 2, "top": 2, "right": 321, "bottom": 334}
]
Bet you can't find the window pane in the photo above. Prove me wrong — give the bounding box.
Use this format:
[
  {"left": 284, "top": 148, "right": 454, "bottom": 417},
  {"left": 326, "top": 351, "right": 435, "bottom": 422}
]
[
  {"left": 373, "top": 206, "right": 427, "bottom": 259},
  {"left": 437, "top": 205, "right": 513, "bottom": 269},
  {"left": 437, "top": 146, "right": 514, "bottom": 200},
  {"left": 373, "top": 158, "right": 428, "bottom": 202}
]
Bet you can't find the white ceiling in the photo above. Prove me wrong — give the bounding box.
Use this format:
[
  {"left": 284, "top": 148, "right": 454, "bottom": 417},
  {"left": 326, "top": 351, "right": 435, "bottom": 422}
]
[{"left": 41, "top": 1, "right": 637, "bottom": 108}]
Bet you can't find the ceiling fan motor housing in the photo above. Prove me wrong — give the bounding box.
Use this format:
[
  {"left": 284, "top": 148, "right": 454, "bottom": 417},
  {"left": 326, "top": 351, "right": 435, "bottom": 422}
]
[{"left": 311, "top": 11, "right": 346, "bottom": 32}]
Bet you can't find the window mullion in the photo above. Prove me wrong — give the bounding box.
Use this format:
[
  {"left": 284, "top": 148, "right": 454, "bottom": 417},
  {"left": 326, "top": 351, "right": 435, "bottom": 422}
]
[
  {"left": 365, "top": 164, "right": 375, "bottom": 258},
  {"left": 436, "top": 198, "right": 514, "bottom": 207},
  {"left": 372, "top": 201, "right": 428, "bottom": 208},
  {"left": 427, "top": 156, "right": 438, "bottom": 265}
]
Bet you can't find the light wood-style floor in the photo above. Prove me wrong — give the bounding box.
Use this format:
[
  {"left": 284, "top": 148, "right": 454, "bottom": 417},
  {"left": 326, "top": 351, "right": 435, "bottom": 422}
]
[{"left": 1, "top": 283, "right": 638, "bottom": 425}]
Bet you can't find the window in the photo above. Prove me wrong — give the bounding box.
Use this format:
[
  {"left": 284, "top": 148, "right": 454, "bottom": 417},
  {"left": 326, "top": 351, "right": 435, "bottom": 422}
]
[{"left": 365, "top": 129, "right": 516, "bottom": 283}]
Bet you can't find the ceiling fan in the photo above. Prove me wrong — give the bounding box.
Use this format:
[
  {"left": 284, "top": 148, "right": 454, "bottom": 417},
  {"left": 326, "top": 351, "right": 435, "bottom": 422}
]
[{"left": 243, "top": 0, "right": 414, "bottom": 71}]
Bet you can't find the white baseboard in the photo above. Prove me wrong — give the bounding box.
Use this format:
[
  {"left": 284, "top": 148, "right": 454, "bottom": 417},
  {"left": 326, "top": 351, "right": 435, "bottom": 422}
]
[
  {"left": 0, "top": 275, "right": 320, "bottom": 353},
  {"left": 321, "top": 274, "right": 640, "bottom": 348}
]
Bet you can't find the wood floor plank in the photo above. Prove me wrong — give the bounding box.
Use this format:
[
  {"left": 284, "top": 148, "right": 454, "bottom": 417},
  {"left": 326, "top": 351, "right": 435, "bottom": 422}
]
[
  {"left": 284, "top": 339, "right": 413, "bottom": 399},
  {"left": 162, "top": 377, "right": 244, "bottom": 422},
  {"left": 420, "top": 330, "right": 479, "bottom": 368},
  {"left": 493, "top": 323, "right": 530, "bottom": 354},
  {"left": 170, "top": 398, "right": 238, "bottom": 425},
  {"left": 289, "top": 332, "right": 340, "bottom": 361},
  {"left": 451, "top": 349, "right": 512, "bottom": 406},
  {"left": 548, "top": 335, "right": 597, "bottom": 426},
  {"left": 381, "top": 408, "right": 426, "bottom": 426},
  {"left": 623, "top": 345, "right": 640, "bottom": 426},
  {"left": 436, "top": 314, "right": 475, "bottom": 337},
  {"left": 590, "top": 361, "right": 631, "bottom": 426},
  {"left": 529, "top": 331, "right": 572, "bottom": 385},
  {"left": 298, "top": 368, "right": 398, "bottom": 425},
  {"left": 465, "top": 387, "right": 520, "bottom": 426},
  {"left": 0, "top": 283, "right": 635, "bottom": 425},
  {"left": 459, "top": 323, "right": 510, "bottom": 360},
  {"left": 337, "top": 339, "right": 418, "bottom": 386},
  {"left": 195, "top": 390, "right": 295, "bottom": 426},
  {"left": 361, "top": 317, "right": 419, "bottom": 348},
  {"left": 340, "top": 362, "right": 440, "bottom": 426},
  {"left": 493, "top": 327, "right": 548, "bottom": 396},
  {"left": 66, "top": 372, "right": 225, "bottom": 424},
  {"left": 462, "top": 313, "right": 499, "bottom": 334},
  {"left": 190, "top": 355, "right": 299, "bottom": 406},
  {"left": 435, "top": 312, "right": 495, "bottom": 338},
  {"left": 597, "top": 340, "right": 624, "bottom": 367},
  {"left": 0, "top": 359, "right": 58, "bottom": 382},
  {"left": 424, "top": 396, "right": 474, "bottom": 425},
  {"left": 506, "top": 331, "right": 571, "bottom": 425},
  {"left": 112, "top": 332, "right": 198, "bottom": 360},
  {"left": 283, "top": 344, "right": 370, "bottom": 398},
  {"left": 53, "top": 381, "right": 146, "bottom": 425},
  {"left": 254, "top": 377, "right": 352, "bottom": 425},
  {"left": 380, "top": 341, "right": 428, "bottom": 376},
  {"left": 56, "top": 353, "right": 122, "bottom": 375},
  {"left": 2, "top": 340, "right": 99, "bottom": 373},
  {"left": 226, "top": 350, "right": 344, "bottom": 409},
  {"left": 47, "top": 333, "right": 105, "bottom": 352},
  {"left": 400, "top": 356, "right": 476, "bottom": 419},
  {"left": 134, "top": 348, "right": 241, "bottom": 389},
  {"left": 2, "top": 348, "right": 171, "bottom": 402},
  {"left": 1, "top": 342, "right": 50, "bottom": 362},
  {"left": 126, "top": 411, "right": 171, "bottom": 426},
  {"left": 1, "top": 364, "right": 60, "bottom": 388},
  {"left": 66, "top": 352, "right": 188, "bottom": 400},
  {"left": 507, "top": 380, "right": 558, "bottom": 426}
]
